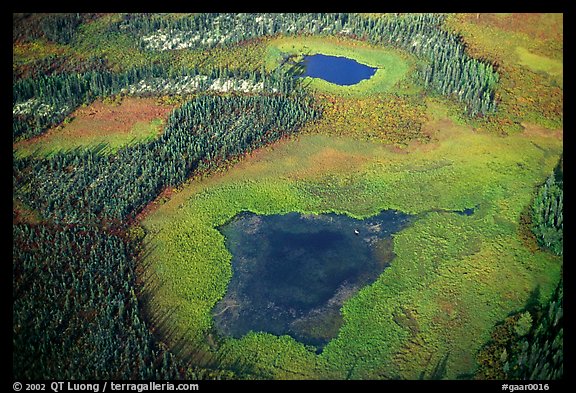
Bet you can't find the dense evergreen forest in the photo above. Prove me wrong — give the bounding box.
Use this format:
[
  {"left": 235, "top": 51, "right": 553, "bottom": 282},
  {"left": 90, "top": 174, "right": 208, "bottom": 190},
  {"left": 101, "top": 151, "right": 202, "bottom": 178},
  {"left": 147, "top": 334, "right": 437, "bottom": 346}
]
[
  {"left": 531, "top": 158, "right": 563, "bottom": 255},
  {"left": 12, "top": 13, "right": 561, "bottom": 381},
  {"left": 13, "top": 224, "right": 181, "bottom": 379}
]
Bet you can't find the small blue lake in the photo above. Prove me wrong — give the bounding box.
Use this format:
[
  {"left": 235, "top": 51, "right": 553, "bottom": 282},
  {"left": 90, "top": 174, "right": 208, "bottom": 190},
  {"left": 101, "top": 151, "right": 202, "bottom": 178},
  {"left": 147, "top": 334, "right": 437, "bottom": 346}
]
[
  {"left": 212, "top": 210, "right": 413, "bottom": 349},
  {"left": 299, "top": 54, "right": 378, "bottom": 86}
]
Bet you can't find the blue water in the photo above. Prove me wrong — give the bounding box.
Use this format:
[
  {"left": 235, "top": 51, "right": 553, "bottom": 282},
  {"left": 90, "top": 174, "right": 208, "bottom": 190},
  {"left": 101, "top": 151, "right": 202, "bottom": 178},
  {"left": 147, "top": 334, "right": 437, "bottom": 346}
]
[
  {"left": 212, "top": 210, "right": 412, "bottom": 349},
  {"left": 456, "top": 207, "right": 475, "bottom": 216},
  {"left": 300, "top": 54, "right": 377, "bottom": 86}
]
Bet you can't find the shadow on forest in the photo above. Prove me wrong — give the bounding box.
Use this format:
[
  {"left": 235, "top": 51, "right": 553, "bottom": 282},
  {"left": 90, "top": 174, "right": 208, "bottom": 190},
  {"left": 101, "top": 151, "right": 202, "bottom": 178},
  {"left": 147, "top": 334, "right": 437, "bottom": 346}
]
[
  {"left": 524, "top": 284, "right": 541, "bottom": 315},
  {"left": 419, "top": 352, "right": 450, "bottom": 380}
]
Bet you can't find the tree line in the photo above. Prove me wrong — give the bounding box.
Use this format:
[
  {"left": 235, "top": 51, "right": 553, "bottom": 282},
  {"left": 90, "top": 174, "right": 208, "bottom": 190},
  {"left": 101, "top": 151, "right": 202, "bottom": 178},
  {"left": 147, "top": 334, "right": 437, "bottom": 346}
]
[
  {"left": 475, "top": 277, "right": 563, "bottom": 380},
  {"left": 40, "top": 13, "right": 84, "bottom": 44},
  {"left": 13, "top": 63, "right": 296, "bottom": 142},
  {"left": 13, "top": 76, "right": 319, "bottom": 224},
  {"left": 13, "top": 65, "right": 166, "bottom": 142},
  {"left": 114, "top": 12, "right": 499, "bottom": 116},
  {"left": 531, "top": 157, "right": 563, "bottom": 255}
]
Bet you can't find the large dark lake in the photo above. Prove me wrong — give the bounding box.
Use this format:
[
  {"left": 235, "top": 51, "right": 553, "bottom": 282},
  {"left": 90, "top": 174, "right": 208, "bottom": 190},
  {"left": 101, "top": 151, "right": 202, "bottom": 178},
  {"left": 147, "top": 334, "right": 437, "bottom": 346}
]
[
  {"left": 213, "top": 210, "right": 412, "bottom": 350},
  {"left": 299, "top": 54, "right": 377, "bottom": 86}
]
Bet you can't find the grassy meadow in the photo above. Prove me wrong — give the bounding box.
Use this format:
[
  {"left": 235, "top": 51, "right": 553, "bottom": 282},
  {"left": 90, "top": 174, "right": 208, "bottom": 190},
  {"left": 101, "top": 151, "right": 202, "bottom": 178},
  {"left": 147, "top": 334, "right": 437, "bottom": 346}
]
[
  {"left": 141, "top": 97, "right": 562, "bottom": 378},
  {"left": 445, "top": 13, "right": 563, "bottom": 131},
  {"left": 13, "top": 97, "right": 173, "bottom": 158}
]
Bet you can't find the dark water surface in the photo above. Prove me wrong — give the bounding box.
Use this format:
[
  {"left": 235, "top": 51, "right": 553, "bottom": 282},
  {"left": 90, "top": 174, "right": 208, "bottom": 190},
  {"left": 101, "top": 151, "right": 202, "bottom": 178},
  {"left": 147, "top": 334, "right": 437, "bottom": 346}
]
[
  {"left": 213, "top": 210, "right": 413, "bottom": 349},
  {"left": 300, "top": 54, "right": 377, "bottom": 86}
]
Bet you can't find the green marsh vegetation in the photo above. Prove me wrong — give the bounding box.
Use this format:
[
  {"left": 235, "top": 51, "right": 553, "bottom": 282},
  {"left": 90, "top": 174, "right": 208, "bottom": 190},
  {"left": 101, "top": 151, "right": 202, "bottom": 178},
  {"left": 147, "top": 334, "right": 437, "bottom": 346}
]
[
  {"left": 265, "top": 36, "right": 414, "bottom": 96},
  {"left": 142, "top": 111, "right": 562, "bottom": 378},
  {"left": 13, "top": 13, "right": 562, "bottom": 380}
]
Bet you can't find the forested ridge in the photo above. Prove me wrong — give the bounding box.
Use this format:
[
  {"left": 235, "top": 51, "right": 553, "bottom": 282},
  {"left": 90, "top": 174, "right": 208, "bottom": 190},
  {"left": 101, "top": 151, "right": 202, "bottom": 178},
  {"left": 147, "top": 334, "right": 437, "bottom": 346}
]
[
  {"left": 13, "top": 65, "right": 294, "bottom": 142},
  {"left": 12, "top": 13, "right": 560, "bottom": 380}
]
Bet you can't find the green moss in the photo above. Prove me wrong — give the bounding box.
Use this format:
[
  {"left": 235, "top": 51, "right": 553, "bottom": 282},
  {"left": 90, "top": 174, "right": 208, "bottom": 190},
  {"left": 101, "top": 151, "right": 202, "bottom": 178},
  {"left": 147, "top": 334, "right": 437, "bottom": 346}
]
[{"left": 515, "top": 46, "right": 563, "bottom": 79}]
